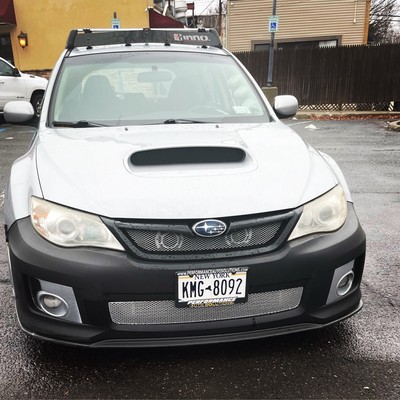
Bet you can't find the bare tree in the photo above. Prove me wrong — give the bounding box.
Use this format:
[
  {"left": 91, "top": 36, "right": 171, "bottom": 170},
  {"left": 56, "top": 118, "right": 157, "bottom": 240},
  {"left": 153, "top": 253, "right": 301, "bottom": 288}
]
[{"left": 369, "top": 0, "right": 400, "bottom": 43}]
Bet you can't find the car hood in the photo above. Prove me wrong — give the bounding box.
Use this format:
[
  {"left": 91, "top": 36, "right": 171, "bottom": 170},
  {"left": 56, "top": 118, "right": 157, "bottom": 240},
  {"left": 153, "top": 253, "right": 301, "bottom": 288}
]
[
  {"left": 20, "top": 71, "right": 48, "bottom": 85},
  {"left": 35, "top": 123, "right": 337, "bottom": 219}
]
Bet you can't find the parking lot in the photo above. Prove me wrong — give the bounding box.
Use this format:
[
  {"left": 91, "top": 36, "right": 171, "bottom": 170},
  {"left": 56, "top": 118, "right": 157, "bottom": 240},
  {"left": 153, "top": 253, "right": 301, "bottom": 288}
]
[{"left": 0, "top": 118, "right": 399, "bottom": 399}]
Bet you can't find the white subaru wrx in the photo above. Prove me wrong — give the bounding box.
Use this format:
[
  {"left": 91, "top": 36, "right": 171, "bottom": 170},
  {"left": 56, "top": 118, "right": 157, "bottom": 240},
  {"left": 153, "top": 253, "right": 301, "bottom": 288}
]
[{"left": 3, "top": 29, "right": 366, "bottom": 347}]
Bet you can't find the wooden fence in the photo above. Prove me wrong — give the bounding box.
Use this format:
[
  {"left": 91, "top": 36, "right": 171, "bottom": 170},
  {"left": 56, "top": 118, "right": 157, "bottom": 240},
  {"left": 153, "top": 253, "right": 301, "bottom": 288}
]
[{"left": 234, "top": 44, "right": 400, "bottom": 111}]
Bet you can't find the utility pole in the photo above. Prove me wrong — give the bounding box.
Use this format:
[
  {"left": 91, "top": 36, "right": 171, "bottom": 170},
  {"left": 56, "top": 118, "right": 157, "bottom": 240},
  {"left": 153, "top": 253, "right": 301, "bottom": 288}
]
[
  {"left": 267, "top": 0, "right": 277, "bottom": 87},
  {"left": 218, "top": 0, "right": 223, "bottom": 37}
]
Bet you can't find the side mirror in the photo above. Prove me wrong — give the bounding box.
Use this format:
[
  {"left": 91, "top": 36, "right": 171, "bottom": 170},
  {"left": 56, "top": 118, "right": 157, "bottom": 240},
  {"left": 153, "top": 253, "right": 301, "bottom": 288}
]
[
  {"left": 12, "top": 67, "right": 21, "bottom": 77},
  {"left": 273, "top": 95, "right": 298, "bottom": 119},
  {"left": 4, "top": 101, "right": 35, "bottom": 123}
]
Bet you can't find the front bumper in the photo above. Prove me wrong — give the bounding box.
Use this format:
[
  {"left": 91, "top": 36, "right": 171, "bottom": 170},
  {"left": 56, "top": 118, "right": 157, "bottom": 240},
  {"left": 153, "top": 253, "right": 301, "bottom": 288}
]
[{"left": 7, "top": 204, "right": 366, "bottom": 347}]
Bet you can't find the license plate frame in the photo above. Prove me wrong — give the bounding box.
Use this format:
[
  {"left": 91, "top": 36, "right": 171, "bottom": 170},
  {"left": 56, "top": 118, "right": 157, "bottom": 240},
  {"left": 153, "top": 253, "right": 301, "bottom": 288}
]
[{"left": 176, "top": 267, "right": 248, "bottom": 308}]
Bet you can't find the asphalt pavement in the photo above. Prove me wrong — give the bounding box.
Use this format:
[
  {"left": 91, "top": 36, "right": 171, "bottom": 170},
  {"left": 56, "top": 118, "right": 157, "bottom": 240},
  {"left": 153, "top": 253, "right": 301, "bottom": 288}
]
[{"left": 0, "top": 119, "right": 399, "bottom": 399}]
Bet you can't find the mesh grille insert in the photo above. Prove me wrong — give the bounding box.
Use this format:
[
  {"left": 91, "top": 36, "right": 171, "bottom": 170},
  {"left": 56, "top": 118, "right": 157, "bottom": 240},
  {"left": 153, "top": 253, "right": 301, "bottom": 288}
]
[
  {"left": 109, "top": 287, "right": 303, "bottom": 325},
  {"left": 125, "top": 222, "right": 281, "bottom": 253},
  {"left": 107, "top": 210, "right": 297, "bottom": 260}
]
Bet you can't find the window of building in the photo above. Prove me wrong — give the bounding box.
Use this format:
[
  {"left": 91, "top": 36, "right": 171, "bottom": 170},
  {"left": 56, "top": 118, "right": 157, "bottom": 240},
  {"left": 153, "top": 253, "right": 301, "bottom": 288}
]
[
  {"left": 0, "top": 34, "right": 14, "bottom": 64},
  {"left": 254, "top": 43, "right": 270, "bottom": 52},
  {"left": 252, "top": 37, "right": 340, "bottom": 52}
]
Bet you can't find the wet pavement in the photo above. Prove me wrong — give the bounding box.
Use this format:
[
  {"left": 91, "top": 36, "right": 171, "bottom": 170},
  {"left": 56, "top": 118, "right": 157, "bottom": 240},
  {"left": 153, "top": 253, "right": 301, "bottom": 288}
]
[{"left": 0, "top": 119, "right": 399, "bottom": 399}]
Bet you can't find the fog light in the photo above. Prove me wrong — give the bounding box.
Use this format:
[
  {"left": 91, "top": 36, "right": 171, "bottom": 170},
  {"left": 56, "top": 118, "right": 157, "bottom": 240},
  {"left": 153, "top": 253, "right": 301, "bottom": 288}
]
[
  {"left": 326, "top": 261, "right": 355, "bottom": 304},
  {"left": 37, "top": 291, "right": 69, "bottom": 318},
  {"left": 33, "top": 279, "right": 82, "bottom": 323},
  {"left": 336, "top": 271, "right": 354, "bottom": 297},
  {"left": 43, "top": 295, "right": 63, "bottom": 309}
]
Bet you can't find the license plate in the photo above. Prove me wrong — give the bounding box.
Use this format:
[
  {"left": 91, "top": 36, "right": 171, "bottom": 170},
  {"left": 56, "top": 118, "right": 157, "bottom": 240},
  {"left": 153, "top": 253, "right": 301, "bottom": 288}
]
[{"left": 176, "top": 268, "right": 248, "bottom": 308}]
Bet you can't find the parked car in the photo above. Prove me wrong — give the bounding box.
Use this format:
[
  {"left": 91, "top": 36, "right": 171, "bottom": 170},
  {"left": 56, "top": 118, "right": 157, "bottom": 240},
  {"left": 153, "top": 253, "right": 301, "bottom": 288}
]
[
  {"left": 3, "top": 28, "right": 366, "bottom": 347},
  {"left": 0, "top": 57, "right": 47, "bottom": 118}
]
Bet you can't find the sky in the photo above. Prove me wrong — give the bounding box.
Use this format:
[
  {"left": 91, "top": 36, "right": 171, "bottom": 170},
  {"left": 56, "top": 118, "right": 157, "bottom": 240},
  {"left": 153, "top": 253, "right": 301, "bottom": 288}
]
[
  {"left": 190, "top": 0, "right": 219, "bottom": 16},
  {"left": 190, "top": 0, "right": 400, "bottom": 23}
]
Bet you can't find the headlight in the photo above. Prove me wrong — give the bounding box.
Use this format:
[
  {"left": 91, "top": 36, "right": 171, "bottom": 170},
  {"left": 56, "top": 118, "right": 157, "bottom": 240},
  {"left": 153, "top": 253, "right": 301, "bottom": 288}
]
[
  {"left": 288, "top": 185, "right": 348, "bottom": 241},
  {"left": 30, "top": 197, "right": 124, "bottom": 251}
]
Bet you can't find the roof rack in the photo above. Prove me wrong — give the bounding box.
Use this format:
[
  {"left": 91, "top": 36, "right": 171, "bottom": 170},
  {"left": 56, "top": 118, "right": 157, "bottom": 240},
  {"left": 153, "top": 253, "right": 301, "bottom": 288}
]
[{"left": 66, "top": 28, "right": 223, "bottom": 50}]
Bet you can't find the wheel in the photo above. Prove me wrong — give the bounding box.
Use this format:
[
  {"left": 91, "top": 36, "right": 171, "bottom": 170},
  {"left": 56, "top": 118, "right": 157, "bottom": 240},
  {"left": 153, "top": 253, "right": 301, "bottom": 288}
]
[{"left": 30, "top": 93, "right": 44, "bottom": 118}]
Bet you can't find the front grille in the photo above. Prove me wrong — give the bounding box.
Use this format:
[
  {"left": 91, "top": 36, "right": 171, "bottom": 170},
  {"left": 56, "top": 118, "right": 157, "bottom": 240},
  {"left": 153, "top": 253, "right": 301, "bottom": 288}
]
[
  {"left": 126, "top": 222, "right": 281, "bottom": 252},
  {"left": 109, "top": 287, "right": 303, "bottom": 325},
  {"left": 104, "top": 210, "right": 298, "bottom": 261}
]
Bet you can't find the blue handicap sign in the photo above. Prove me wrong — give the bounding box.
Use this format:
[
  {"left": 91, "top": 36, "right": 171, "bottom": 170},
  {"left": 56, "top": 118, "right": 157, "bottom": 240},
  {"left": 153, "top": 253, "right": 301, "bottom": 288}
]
[
  {"left": 269, "top": 16, "right": 279, "bottom": 32},
  {"left": 112, "top": 18, "right": 120, "bottom": 29}
]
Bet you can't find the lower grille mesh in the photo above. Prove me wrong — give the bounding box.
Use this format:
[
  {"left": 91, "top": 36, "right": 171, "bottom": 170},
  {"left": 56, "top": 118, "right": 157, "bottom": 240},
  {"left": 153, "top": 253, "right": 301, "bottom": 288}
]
[{"left": 109, "top": 287, "right": 303, "bottom": 325}]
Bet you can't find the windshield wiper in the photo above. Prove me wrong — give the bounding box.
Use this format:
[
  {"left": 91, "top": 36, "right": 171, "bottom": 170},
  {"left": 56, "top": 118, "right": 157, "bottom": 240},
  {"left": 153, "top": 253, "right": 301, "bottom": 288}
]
[
  {"left": 163, "top": 119, "right": 207, "bottom": 124},
  {"left": 52, "top": 120, "right": 108, "bottom": 128}
]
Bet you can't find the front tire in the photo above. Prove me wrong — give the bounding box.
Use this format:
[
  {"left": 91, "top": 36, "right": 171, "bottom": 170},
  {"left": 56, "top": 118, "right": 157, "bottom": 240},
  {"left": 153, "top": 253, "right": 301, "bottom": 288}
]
[{"left": 30, "top": 93, "right": 44, "bottom": 118}]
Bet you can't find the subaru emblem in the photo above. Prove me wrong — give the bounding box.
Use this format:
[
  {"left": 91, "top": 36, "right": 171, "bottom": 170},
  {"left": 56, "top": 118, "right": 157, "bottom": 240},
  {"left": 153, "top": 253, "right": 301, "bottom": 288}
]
[{"left": 192, "top": 219, "right": 227, "bottom": 238}]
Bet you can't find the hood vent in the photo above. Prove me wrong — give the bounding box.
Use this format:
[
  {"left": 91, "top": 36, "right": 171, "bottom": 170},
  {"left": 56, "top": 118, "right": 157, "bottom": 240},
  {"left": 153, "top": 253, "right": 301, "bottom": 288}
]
[{"left": 130, "top": 147, "right": 246, "bottom": 166}]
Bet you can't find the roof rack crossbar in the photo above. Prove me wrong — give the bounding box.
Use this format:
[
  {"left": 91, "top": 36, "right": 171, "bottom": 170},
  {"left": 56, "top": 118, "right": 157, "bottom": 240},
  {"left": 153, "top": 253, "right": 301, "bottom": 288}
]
[{"left": 65, "top": 28, "right": 222, "bottom": 50}]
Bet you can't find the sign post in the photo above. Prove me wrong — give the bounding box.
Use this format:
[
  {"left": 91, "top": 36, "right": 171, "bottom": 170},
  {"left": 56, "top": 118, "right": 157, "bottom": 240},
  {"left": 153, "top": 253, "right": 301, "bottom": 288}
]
[{"left": 267, "top": 0, "right": 278, "bottom": 87}]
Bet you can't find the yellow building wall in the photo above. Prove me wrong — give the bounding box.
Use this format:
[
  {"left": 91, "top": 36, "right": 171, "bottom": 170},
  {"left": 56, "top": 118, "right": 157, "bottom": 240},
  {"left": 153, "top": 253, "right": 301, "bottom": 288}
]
[{"left": 10, "top": 0, "right": 151, "bottom": 71}]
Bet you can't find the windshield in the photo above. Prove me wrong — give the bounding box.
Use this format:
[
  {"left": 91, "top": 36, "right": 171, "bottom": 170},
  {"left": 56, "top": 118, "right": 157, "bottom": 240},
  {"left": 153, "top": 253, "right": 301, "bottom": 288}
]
[{"left": 49, "top": 51, "right": 270, "bottom": 126}]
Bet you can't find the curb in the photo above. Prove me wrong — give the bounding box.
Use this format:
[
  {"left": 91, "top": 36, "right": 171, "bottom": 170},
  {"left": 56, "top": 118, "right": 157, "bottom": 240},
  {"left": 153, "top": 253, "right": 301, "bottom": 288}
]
[{"left": 295, "top": 111, "right": 400, "bottom": 120}]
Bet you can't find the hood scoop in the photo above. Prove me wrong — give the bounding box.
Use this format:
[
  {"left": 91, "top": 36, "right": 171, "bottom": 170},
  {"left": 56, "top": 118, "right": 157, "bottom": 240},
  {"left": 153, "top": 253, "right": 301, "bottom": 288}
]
[{"left": 130, "top": 146, "right": 246, "bottom": 166}]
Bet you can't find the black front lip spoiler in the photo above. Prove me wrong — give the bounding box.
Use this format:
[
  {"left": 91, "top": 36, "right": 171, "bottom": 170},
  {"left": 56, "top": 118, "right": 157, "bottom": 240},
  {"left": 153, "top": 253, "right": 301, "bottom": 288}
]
[{"left": 18, "top": 300, "right": 363, "bottom": 348}]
